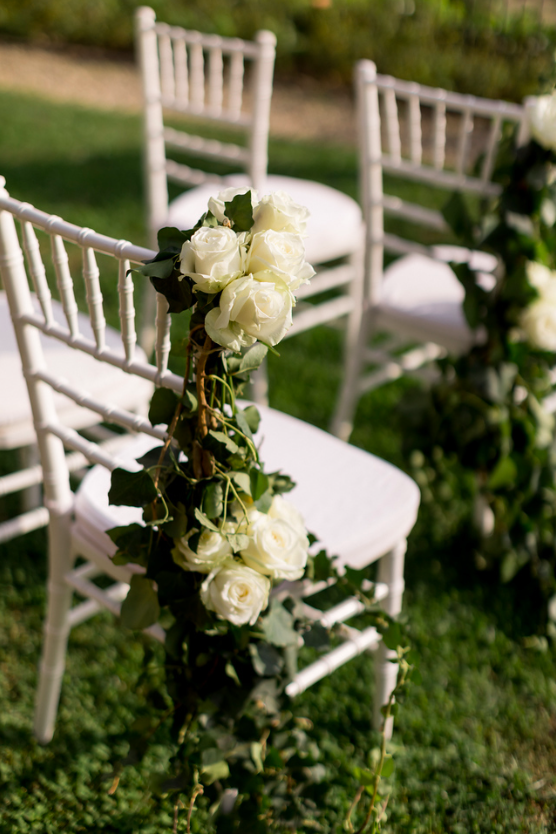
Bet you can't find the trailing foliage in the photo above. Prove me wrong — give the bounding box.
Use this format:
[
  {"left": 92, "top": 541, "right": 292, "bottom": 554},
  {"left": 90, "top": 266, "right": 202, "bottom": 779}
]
[{"left": 400, "top": 96, "right": 556, "bottom": 610}]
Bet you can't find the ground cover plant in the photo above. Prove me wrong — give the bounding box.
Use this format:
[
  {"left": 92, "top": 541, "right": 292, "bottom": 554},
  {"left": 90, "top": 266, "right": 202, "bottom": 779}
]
[{"left": 1, "top": 91, "right": 556, "bottom": 831}]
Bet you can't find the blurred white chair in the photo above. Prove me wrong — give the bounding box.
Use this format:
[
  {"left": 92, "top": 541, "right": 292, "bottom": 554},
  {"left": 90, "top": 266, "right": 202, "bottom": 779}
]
[
  {"left": 331, "top": 60, "right": 528, "bottom": 441},
  {"left": 135, "top": 5, "right": 365, "bottom": 397},
  {"left": 0, "top": 230, "right": 152, "bottom": 545},
  {"left": 0, "top": 179, "right": 419, "bottom": 745}
]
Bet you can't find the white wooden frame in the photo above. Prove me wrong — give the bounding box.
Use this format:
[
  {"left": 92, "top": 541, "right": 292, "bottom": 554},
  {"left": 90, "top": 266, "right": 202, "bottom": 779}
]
[
  {"left": 0, "top": 178, "right": 414, "bottom": 745},
  {"left": 331, "top": 60, "right": 527, "bottom": 440}
]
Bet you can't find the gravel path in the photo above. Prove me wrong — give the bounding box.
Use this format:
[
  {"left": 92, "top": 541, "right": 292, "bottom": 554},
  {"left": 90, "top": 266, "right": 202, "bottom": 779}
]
[{"left": 0, "top": 40, "right": 356, "bottom": 146}]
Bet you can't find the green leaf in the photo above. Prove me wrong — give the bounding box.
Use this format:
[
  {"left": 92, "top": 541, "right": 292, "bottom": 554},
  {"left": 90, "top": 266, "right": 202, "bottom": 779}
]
[
  {"left": 208, "top": 430, "right": 239, "bottom": 455},
  {"left": 120, "top": 575, "right": 160, "bottom": 630},
  {"left": 226, "top": 532, "right": 250, "bottom": 552},
  {"left": 231, "top": 471, "right": 251, "bottom": 495},
  {"left": 157, "top": 226, "right": 188, "bottom": 251},
  {"left": 202, "top": 482, "right": 224, "bottom": 519},
  {"left": 234, "top": 410, "right": 253, "bottom": 441},
  {"left": 302, "top": 623, "right": 329, "bottom": 650},
  {"left": 381, "top": 757, "right": 395, "bottom": 778},
  {"left": 382, "top": 621, "right": 403, "bottom": 651},
  {"left": 442, "top": 191, "right": 475, "bottom": 244},
  {"left": 251, "top": 742, "right": 264, "bottom": 773},
  {"left": 201, "top": 759, "right": 230, "bottom": 785},
  {"left": 261, "top": 598, "right": 298, "bottom": 647},
  {"left": 250, "top": 469, "right": 269, "bottom": 501},
  {"left": 242, "top": 405, "right": 261, "bottom": 433},
  {"left": 108, "top": 468, "right": 158, "bottom": 507},
  {"left": 194, "top": 507, "right": 219, "bottom": 532},
  {"left": 239, "top": 342, "right": 268, "bottom": 374},
  {"left": 181, "top": 388, "right": 198, "bottom": 413},
  {"left": 134, "top": 257, "right": 175, "bottom": 280},
  {"left": 150, "top": 271, "right": 193, "bottom": 314},
  {"left": 224, "top": 191, "right": 254, "bottom": 232},
  {"left": 106, "top": 523, "right": 151, "bottom": 566},
  {"left": 148, "top": 387, "right": 179, "bottom": 426},
  {"left": 249, "top": 642, "right": 284, "bottom": 676},
  {"left": 313, "top": 549, "right": 335, "bottom": 582},
  {"left": 225, "top": 661, "right": 241, "bottom": 686},
  {"left": 353, "top": 767, "right": 375, "bottom": 787},
  {"left": 488, "top": 456, "right": 517, "bottom": 490},
  {"left": 254, "top": 490, "right": 273, "bottom": 513}
]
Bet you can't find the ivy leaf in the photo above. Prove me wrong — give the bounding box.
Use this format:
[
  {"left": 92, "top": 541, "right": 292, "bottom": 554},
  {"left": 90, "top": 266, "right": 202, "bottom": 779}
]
[
  {"left": 107, "top": 523, "right": 151, "bottom": 566},
  {"left": 226, "top": 533, "right": 250, "bottom": 552},
  {"left": 354, "top": 766, "right": 375, "bottom": 787},
  {"left": 442, "top": 191, "right": 475, "bottom": 244},
  {"left": 133, "top": 256, "right": 175, "bottom": 280},
  {"left": 194, "top": 507, "right": 219, "bottom": 532},
  {"left": 261, "top": 599, "right": 298, "bottom": 647},
  {"left": 249, "top": 642, "right": 284, "bottom": 676},
  {"left": 488, "top": 455, "right": 517, "bottom": 490},
  {"left": 234, "top": 410, "right": 253, "bottom": 441},
  {"left": 381, "top": 757, "right": 395, "bottom": 778},
  {"left": 201, "top": 759, "right": 229, "bottom": 785},
  {"left": 120, "top": 575, "right": 160, "bottom": 630},
  {"left": 250, "top": 469, "right": 269, "bottom": 501},
  {"left": 135, "top": 445, "right": 165, "bottom": 469},
  {"left": 224, "top": 191, "right": 254, "bottom": 232},
  {"left": 302, "top": 623, "right": 329, "bottom": 651},
  {"left": 157, "top": 226, "right": 189, "bottom": 251},
  {"left": 202, "top": 482, "right": 224, "bottom": 519},
  {"left": 251, "top": 742, "right": 264, "bottom": 773},
  {"left": 382, "top": 621, "right": 403, "bottom": 651},
  {"left": 150, "top": 271, "right": 193, "bottom": 314},
  {"left": 225, "top": 661, "right": 241, "bottom": 686},
  {"left": 254, "top": 490, "right": 273, "bottom": 513},
  {"left": 149, "top": 387, "right": 179, "bottom": 426},
  {"left": 108, "top": 468, "right": 158, "bottom": 507}
]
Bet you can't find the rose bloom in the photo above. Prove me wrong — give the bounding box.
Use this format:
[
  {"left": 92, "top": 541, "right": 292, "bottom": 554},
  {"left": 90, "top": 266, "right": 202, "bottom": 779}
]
[
  {"left": 526, "top": 260, "right": 556, "bottom": 291},
  {"left": 252, "top": 191, "right": 310, "bottom": 237},
  {"left": 200, "top": 560, "right": 270, "bottom": 626},
  {"left": 241, "top": 495, "right": 309, "bottom": 581},
  {"left": 205, "top": 273, "right": 293, "bottom": 350},
  {"left": 247, "top": 230, "right": 315, "bottom": 291},
  {"left": 207, "top": 186, "right": 259, "bottom": 224},
  {"left": 180, "top": 226, "right": 245, "bottom": 293},
  {"left": 172, "top": 528, "right": 232, "bottom": 573},
  {"left": 526, "top": 93, "right": 556, "bottom": 153},
  {"left": 520, "top": 291, "right": 556, "bottom": 351}
]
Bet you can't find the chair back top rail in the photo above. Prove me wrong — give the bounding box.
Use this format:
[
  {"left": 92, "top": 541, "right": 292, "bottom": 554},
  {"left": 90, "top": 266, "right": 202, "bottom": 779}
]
[{"left": 152, "top": 22, "right": 262, "bottom": 59}]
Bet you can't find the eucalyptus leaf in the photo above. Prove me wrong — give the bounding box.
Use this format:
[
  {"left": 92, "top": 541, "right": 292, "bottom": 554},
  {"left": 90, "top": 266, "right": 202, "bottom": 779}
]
[
  {"left": 242, "top": 405, "right": 261, "bottom": 433},
  {"left": 239, "top": 343, "right": 268, "bottom": 374},
  {"left": 231, "top": 471, "right": 251, "bottom": 495},
  {"left": 249, "top": 642, "right": 284, "bottom": 676},
  {"left": 261, "top": 598, "right": 298, "bottom": 647},
  {"left": 108, "top": 468, "right": 158, "bottom": 507}
]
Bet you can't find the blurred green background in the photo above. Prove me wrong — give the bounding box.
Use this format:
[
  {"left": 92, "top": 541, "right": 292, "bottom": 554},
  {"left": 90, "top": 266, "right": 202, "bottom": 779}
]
[{"left": 1, "top": 0, "right": 556, "bottom": 99}]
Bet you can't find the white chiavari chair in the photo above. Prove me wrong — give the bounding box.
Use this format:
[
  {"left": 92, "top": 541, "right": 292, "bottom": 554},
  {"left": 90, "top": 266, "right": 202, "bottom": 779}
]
[
  {"left": 0, "top": 178, "right": 419, "bottom": 745},
  {"left": 331, "top": 60, "right": 528, "bottom": 441},
  {"left": 135, "top": 5, "right": 365, "bottom": 405}
]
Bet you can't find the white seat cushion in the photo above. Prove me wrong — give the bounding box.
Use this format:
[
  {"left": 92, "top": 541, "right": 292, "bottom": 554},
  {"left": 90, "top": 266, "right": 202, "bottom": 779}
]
[
  {"left": 73, "top": 404, "right": 420, "bottom": 570},
  {"left": 0, "top": 292, "right": 153, "bottom": 449},
  {"left": 166, "top": 174, "right": 363, "bottom": 265},
  {"left": 376, "top": 253, "right": 486, "bottom": 354}
]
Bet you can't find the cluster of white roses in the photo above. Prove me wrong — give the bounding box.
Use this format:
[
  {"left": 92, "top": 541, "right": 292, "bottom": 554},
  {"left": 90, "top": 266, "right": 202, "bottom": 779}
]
[
  {"left": 526, "top": 91, "right": 556, "bottom": 152},
  {"left": 179, "top": 188, "right": 315, "bottom": 352},
  {"left": 520, "top": 261, "right": 556, "bottom": 352},
  {"left": 172, "top": 495, "right": 309, "bottom": 626}
]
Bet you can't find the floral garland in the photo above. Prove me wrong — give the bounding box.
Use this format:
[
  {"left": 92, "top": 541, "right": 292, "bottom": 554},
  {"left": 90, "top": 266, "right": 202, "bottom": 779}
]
[
  {"left": 402, "top": 90, "right": 556, "bottom": 610},
  {"left": 106, "top": 188, "right": 408, "bottom": 829}
]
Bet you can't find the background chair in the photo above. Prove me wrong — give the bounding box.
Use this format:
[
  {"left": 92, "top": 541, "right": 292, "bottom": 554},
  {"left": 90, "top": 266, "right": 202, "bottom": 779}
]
[
  {"left": 135, "top": 5, "right": 365, "bottom": 399},
  {"left": 0, "top": 241, "right": 153, "bottom": 546},
  {"left": 0, "top": 178, "right": 419, "bottom": 745},
  {"left": 331, "top": 59, "right": 528, "bottom": 441}
]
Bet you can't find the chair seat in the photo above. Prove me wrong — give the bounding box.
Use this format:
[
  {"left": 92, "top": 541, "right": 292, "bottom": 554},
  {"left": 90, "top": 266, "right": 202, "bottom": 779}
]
[
  {"left": 0, "top": 292, "right": 153, "bottom": 449},
  {"left": 376, "top": 253, "right": 486, "bottom": 354},
  {"left": 166, "top": 174, "right": 363, "bottom": 266},
  {"left": 73, "top": 404, "right": 420, "bottom": 570}
]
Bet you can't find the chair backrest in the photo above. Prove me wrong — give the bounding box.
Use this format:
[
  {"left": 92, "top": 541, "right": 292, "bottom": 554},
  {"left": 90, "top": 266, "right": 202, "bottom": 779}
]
[
  {"left": 356, "top": 59, "right": 527, "bottom": 301},
  {"left": 0, "top": 177, "right": 180, "bottom": 521},
  {"left": 136, "top": 6, "right": 277, "bottom": 245}
]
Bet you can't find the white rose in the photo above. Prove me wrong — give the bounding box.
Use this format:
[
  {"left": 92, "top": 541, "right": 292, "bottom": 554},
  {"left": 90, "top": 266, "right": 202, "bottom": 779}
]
[
  {"left": 207, "top": 187, "right": 259, "bottom": 224},
  {"left": 520, "top": 294, "right": 556, "bottom": 351},
  {"left": 526, "top": 260, "right": 555, "bottom": 291},
  {"left": 205, "top": 273, "right": 293, "bottom": 350},
  {"left": 247, "top": 230, "right": 315, "bottom": 291},
  {"left": 241, "top": 496, "right": 309, "bottom": 581},
  {"left": 252, "top": 191, "right": 310, "bottom": 237},
  {"left": 200, "top": 560, "right": 270, "bottom": 626},
  {"left": 180, "top": 226, "right": 244, "bottom": 293},
  {"left": 172, "top": 528, "right": 232, "bottom": 573},
  {"left": 526, "top": 93, "right": 556, "bottom": 152}
]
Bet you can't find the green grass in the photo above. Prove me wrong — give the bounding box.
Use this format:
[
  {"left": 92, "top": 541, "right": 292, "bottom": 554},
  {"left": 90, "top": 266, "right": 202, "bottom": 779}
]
[{"left": 1, "top": 90, "right": 556, "bottom": 832}]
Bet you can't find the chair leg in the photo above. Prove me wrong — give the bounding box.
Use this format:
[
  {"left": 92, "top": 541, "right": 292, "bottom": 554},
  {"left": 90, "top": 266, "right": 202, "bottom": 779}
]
[
  {"left": 34, "top": 510, "right": 74, "bottom": 744},
  {"left": 373, "top": 539, "right": 406, "bottom": 740},
  {"left": 330, "top": 242, "right": 367, "bottom": 442},
  {"left": 19, "top": 443, "right": 41, "bottom": 513}
]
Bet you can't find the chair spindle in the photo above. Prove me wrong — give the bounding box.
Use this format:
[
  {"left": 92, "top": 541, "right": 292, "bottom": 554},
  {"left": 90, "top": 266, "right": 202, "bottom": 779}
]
[
  {"left": 81, "top": 245, "right": 106, "bottom": 352},
  {"left": 21, "top": 221, "right": 54, "bottom": 325},
  {"left": 117, "top": 257, "right": 137, "bottom": 363},
  {"left": 49, "top": 232, "right": 80, "bottom": 338}
]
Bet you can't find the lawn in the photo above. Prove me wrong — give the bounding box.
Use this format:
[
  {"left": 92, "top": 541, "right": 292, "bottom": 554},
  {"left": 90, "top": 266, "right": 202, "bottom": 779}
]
[{"left": 1, "top": 90, "right": 556, "bottom": 833}]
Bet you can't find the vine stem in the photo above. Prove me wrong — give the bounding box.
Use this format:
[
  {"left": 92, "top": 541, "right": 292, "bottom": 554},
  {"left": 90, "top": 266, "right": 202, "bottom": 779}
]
[
  {"left": 186, "top": 785, "right": 204, "bottom": 833},
  {"left": 196, "top": 333, "right": 214, "bottom": 440}
]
